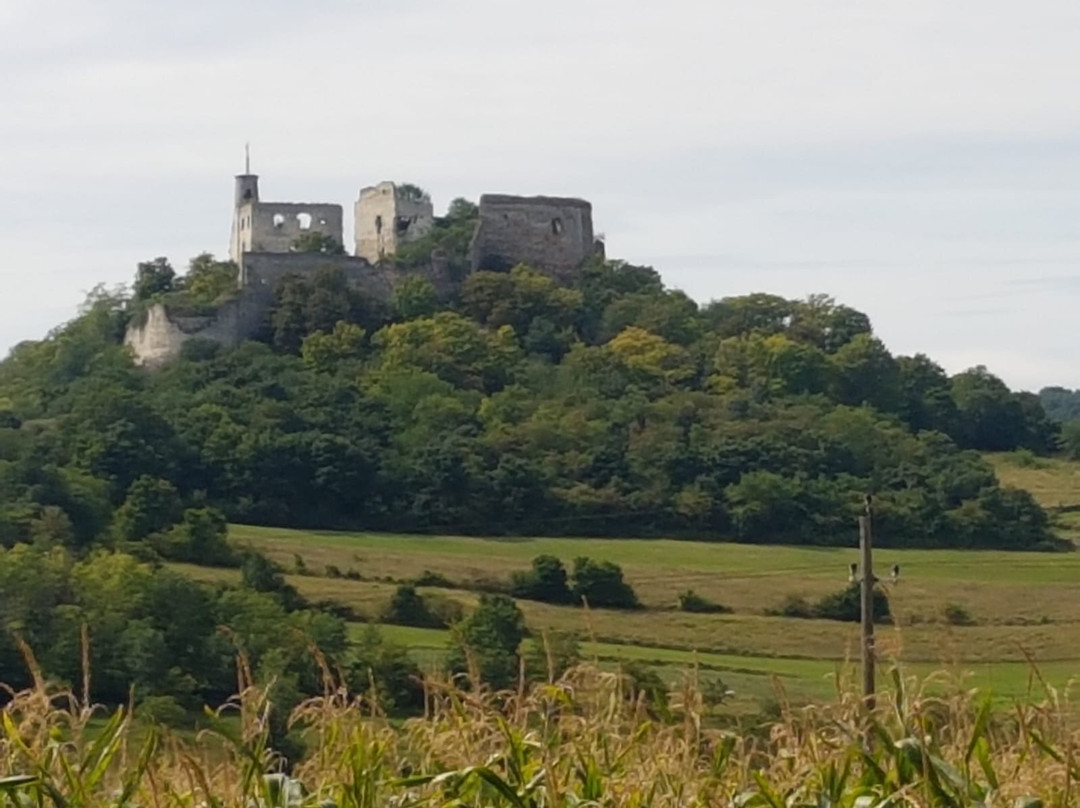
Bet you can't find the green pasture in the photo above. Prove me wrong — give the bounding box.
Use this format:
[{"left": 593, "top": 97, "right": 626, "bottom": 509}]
[{"left": 186, "top": 454, "right": 1080, "bottom": 712}]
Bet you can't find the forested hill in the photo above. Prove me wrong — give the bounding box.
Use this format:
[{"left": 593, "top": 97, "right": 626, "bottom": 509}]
[{"left": 0, "top": 251, "right": 1066, "bottom": 552}]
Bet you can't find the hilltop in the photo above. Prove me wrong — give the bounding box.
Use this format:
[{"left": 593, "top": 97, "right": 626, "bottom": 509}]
[{"left": 0, "top": 187, "right": 1065, "bottom": 550}]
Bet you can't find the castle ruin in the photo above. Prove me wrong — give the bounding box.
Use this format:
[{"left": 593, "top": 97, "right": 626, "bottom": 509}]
[{"left": 124, "top": 167, "right": 603, "bottom": 368}]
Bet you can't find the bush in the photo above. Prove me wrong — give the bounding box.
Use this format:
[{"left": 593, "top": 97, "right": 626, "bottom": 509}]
[
  {"left": 676, "top": 589, "right": 729, "bottom": 614},
  {"left": 1060, "top": 420, "right": 1080, "bottom": 460},
  {"left": 137, "top": 695, "right": 189, "bottom": 728},
  {"left": 1008, "top": 448, "right": 1045, "bottom": 468},
  {"left": 325, "top": 564, "right": 343, "bottom": 578},
  {"left": 446, "top": 594, "right": 526, "bottom": 689},
  {"left": 346, "top": 626, "right": 425, "bottom": 714},
  {"left": 943, "top": 603, "right": 975, "bottom": 626},
  {"left": 510, "top": 555, "right": 573, "bottom": 604},
  {"left": 424, "top": 593, "right": 465, "bottom": 627},
  {"left": 773, "top": 594, "right": 815, "bottom": 619},
  {"left": 413, "top": 569, "right": 455, "bottom": 588},
  {"left": 571, "top": 557, "right": 640, "bottom": 609},
  {"left": 380, "top": 585, "right": 446, "bottom": 628},
  {"left": 151, "top": 507, "right": 234, "bottom": 566},
  {"left": 814, "top": 583, "right": 890, "bottom": 623},
  {"left": 240, "top": 551, "right": 305, "bottom": 611}
]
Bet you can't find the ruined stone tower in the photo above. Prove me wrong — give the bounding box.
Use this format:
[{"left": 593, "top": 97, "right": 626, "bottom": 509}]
[
  {"left": 354, "top": 182, "right": 435, "bottom": 263},
  {"left": 469, "top": 194, "right": 597, "bottom": 283}
]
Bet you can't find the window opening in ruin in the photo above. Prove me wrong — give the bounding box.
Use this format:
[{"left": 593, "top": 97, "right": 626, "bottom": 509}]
[
  {"left": 375, "top": 215, "right": 383, "bottom": 234},
  {"left": 395, "top": 216, "right": 411, "bottom": 236},
  {"left": 243, "top": 189, "right": 252, "bottom": 200},
  {"left": 551, "top": 217, "right": 564, "bottom": 235},
  {"left": 319, "top": 218, "right": 327, "bottom": 226},
  {"left": 297, "top": 213, "right": 312, "bottom": 230},
  {"left": 272, "top": 214, "right": 285, "bottom": 228}
]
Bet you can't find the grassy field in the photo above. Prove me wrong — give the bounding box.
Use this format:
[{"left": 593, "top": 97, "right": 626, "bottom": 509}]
[{"left": 176, "top": 453, "right": 1080, "bottom": 712}]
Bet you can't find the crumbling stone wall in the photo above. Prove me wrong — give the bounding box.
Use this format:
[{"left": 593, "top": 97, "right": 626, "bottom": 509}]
[
  {"left": 242, "top": 253, "right": 396, "bottom": 305},
  {"left": 355, "top": 182, "right": 434, "bottom": 262},
  {"left": 232, "top": 202, "right": 344, "bottom": 261},
  {"left": 469, "top": 194, "right": 597, "bottom": 282},
  {"left": 124, "top": 297, "right": 264, "bottom": 369}
]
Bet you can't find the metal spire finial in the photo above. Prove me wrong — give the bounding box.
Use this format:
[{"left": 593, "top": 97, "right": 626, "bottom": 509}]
[{"left": 245, "top": 142, "right": 251, "bottom": 175}]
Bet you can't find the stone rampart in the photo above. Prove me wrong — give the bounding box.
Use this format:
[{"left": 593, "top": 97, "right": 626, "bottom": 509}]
[{"left": 469, "top": 194, "right": 596, "bottom": 281}]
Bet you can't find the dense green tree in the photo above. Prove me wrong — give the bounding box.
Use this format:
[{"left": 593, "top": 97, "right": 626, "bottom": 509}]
[
  {"left": 950, "top": 366, "right": 1048, "bottom": 451},
  {"left": 571, "top": 557, "right": 639, "bottom": 609},
  {"left": 1061, "top": 420, "right": 1080, "bottom": 460},
  {"left": 112, "top": 476, "right": 182, "bottom": 543},
  {"left": 447, "top": 594, "right": 526, "bottom": 689},
  {"left": 301, "top": 321, "right": 367, "bottom": 373},
  {"left": 380, "top": 584, "right": 445, "bottom": 628},
  {"left": 1040, "top": 387, "right": 1080, "bottom": 423},
  {"left": 510, "top": 555, "right": 573, "bottom": 604},
  {"left": 182, "top": 253, "right": 238, "bottom": 304},
  {"left": 392, "top": 275, "right": 440, "bottom": 320},
  {"left": 133, "top": 257, "right": 176, "bottom": 300}
]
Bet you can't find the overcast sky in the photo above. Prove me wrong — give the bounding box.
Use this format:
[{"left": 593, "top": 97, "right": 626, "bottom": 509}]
[{"left": 2, "top": 1, "right": 1079, "bottom": 390}]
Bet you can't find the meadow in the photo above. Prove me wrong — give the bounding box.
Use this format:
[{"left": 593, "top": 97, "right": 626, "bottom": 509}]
[
  {"left": 165, "top": 454, "right": 1080, "bottom": 713},
  {"left": 160, "top": 452, "right": 1080, "bottom": 716}
]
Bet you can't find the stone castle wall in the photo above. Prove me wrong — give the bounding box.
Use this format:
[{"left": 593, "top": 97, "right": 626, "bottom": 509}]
[
  {"left": 469, "top": 194, "right": 596, "bottom": 282},
  {"left": 242, "top": 252, "right": 396, "bottom": 304},
  {"left": 124, "top": 297, "right": 265, "bottom": 369},
  {"left": 235, "top": 202, "right": 344, "bottom": 259}
]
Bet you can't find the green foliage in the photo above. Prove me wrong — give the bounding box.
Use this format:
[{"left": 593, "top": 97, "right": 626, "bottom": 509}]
[
  {"left": 392, "top": 275, "right": 440, "bottom": 320},
  {"left": 1039, "top": 385, "right": 1080, "bottom": 422},
  {"left": 133, "top": 257, "right": 175, "bottom": 300},
  {"left": 153, "top": 506, "right": 234, "bottom": 565},
  {"left": 380, "top": 584, "right": 446, "bottom": 628},
  {"left": 447, "top": 593, "right": 526, "bottom": 689},
  {"left": 0, "top": 544, "right": 348, "bottom": 707},
  {"left": 393, "top": 198, "right": 478, "bottom": 280},
  {"left": 676, "top": 589, "right": 728, "bottom": 613},
  {"left": 346, "top": 625, "right": 425, "bottom": 713},
  {"left": 300, "top": 321, "right": 367, "bottom": 372},
  {"left": 372, "top": 311, "right": 521, "bottom": 392},
  {"left": 112, "top": 476, "right": 182, "bottom": 543},
  {"left": 510, "top": 555, "right": 573, "bottom": 604},
  {"left": 571, "top": 557, "right": 640, "bottom": 609},
  {"left": 271, "top": 267, "right": 386, "bottom": 353},
  {"left": 240, "top": 552, "right": 305, "bottom": 611},
  {"left": 0, "top": 249, "right": 1061, "bottom": 552},
  {"left": 812, "top": 583, "right": 891, "bottom": 623},
  {"left": 182, "top": 253, "right": 238, "bottom": 304},
  {"left": 1059, "top": 420, "right": 1080, "bottom": 460},
  {"left": 952, "top": 366, "right": 1056, "bottom": 452},
  {"left": 291, "top": 231, "right": 346, "bottom": 255}
]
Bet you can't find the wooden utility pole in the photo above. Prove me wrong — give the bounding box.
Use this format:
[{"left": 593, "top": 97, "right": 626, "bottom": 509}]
[{"left": 859, "top": 495, "right": 875, "bottom": 711}]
